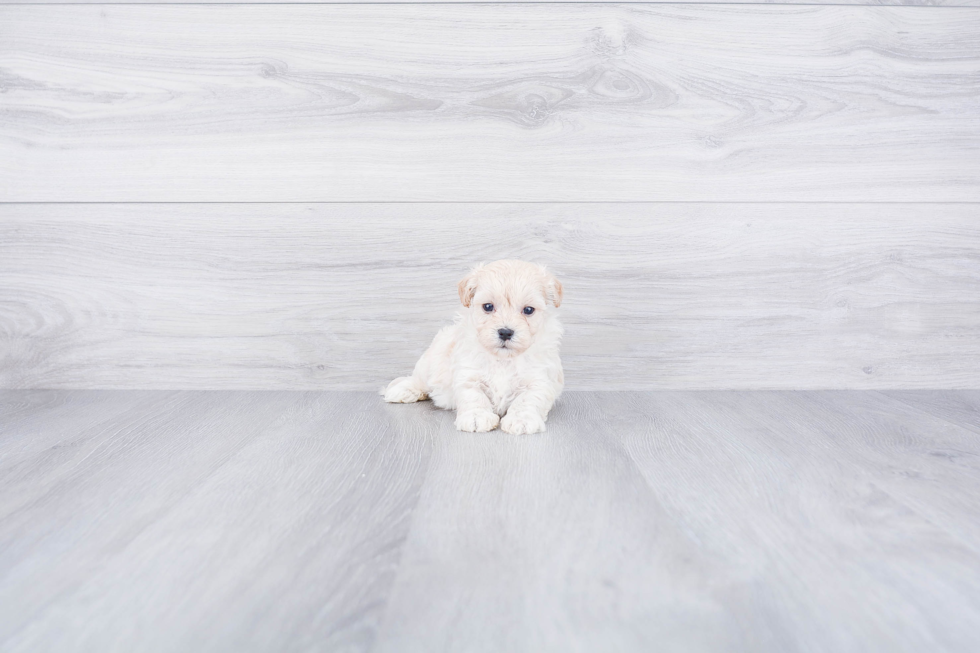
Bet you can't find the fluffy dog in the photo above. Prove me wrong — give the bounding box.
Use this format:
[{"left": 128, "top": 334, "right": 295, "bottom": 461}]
[{"left": 382, "top": 260, "right": 564, "bottom": 434}]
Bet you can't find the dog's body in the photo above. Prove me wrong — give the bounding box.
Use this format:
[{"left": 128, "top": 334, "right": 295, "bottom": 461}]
[{"left": 382, "top": 260, "right": 563, "bottom": 434}]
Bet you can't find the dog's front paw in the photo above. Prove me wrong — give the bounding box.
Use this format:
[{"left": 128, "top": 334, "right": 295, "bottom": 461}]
[
  {"left": 455, "top": 409, "right": 500, "bottom": 433},
  {"left": 500, "top": 411, "right": 546, "bottom": 435}
]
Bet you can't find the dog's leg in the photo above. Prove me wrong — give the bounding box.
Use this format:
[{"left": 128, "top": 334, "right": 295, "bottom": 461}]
[
  {"left": 453, "top": 384, "right": 499, "bottom": 432},
  {"left": 500, "top": 388, "right": 554, "bottom": 435},
  {"left": 382, "top": 376, "right": 428, "bottom": 403}
]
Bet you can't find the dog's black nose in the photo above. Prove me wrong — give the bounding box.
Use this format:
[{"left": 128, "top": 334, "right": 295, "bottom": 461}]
[{"left": 498, "top": 328, "right": 515, "bottom": 341}]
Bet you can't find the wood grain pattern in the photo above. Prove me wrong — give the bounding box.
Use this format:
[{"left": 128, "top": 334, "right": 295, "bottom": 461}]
[
  {"left": 882, "top": 390, "right": 980, "bottom": 433},
  {"left": 2, "top": 203, "right": 978, "bottom": 391},
  {"left": 0, "top": 389, "right": 163, "bottom": 476},
  {"left": 786, "top": 391, "right": 980, "bottom": 548},
  {"left": 376, "top": 391, "right": 746, "bottom": 652},
  {"left": 2, "top": 5, "right": 979, "bottom": 201},
  {"left": 614, "top": 390, "right": 980, "bottom": 653},
  {"left": 0, "top": 390, "right": 435, "bottom": 652},
  {"left": 4, "top": 390, "right": 980, "bottom": 652}
]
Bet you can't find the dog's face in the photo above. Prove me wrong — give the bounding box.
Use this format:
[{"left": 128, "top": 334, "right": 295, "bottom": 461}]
[{"left": 457, "top": 260, "right": 563, "bottom": 357}]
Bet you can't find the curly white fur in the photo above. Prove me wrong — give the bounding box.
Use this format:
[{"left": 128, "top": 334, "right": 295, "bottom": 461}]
[{"left": 382, "top": 260, "right": 564, "bottom": 434}]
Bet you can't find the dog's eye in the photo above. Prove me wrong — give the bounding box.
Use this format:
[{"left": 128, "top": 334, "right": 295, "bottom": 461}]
[
  {"left": 482, "top": 303, "right": 494, "bottom": 313},
  {"left": 523, "top": 306, "right": 535, "bottom": 315}
]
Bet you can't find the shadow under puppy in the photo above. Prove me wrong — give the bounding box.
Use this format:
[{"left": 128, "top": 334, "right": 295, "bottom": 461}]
[{"left": 382, "top": 260, "right": 563, "bottom": 434}]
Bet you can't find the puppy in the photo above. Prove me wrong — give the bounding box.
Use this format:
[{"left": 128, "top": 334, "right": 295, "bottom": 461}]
[{"left": 382, "top": 260, "right": 563, "bottom": 434}]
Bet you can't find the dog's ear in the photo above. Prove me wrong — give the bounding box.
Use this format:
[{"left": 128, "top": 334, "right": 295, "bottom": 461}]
[
  {"left": 544, "top": 274, "right": 563, "bottom": 307},
  {"left": 458, "top": 269, "right": 480, "bottom": 307}
]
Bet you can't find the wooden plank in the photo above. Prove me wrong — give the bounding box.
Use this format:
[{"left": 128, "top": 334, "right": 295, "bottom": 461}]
[
  {"left": 881, "top": 390, "right": 980, "bottom": 434},
  {"left": 0, "top": 391, "right": 435, "bottom": 652},
  {"left": 2, "top": 5, "right": 979, "bottom": 202},
  {"left": 0, "top": 389, "right": 167, "bottom": 475},
  {"left": 786, "top": 391, "right": 980, "bottom": 548},
  {"left": 2, "top": 203, "right": 978, "bottom": 391},
  {"left": 0, "top": 389, "right": 132, "bottom": 437},
  {"left": 616, "top": 390, "right": 980, "bottom": 652},
  {"left": 672, "top": 390, "right": 980, "bottom": 550},
  {"left": 375, "top": 391, "right": 747, "bottom": 652}
]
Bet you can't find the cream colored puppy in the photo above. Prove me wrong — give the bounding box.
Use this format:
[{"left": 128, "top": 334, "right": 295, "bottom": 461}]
[{"left": 382, "top": 260, "right": 564, "bottom": 435}]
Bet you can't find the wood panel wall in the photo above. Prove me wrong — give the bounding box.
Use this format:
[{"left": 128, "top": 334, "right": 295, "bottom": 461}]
[
  {"left": 3, "top": 6, "right": 979, "bottom": 202},
  {"left": 2, "top": 204, "right": 977, "bottom": 390},
  {"left": 1, "top": 4, "right": 978, "bottom": 389}
]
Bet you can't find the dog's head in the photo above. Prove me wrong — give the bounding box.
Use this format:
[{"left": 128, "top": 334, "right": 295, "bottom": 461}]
[{"left": 457, "top": 260, "right": 563, "bottom": 357}]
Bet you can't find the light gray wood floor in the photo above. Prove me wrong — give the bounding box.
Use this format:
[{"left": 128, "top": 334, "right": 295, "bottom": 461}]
[{"left": 2, "top": 390, "right": 978, "bottom": 652}]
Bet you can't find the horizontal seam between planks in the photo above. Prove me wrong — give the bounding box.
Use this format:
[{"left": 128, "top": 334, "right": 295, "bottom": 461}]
[
  {"left": 3, "top": 2, "right": 980, "bottom": 7},
  {"left": 3, "top": 201, "right": 980, "bottom": 205}
]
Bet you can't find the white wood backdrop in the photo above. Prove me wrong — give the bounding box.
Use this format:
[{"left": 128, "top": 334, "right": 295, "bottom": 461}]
[
  {"left": 5, "top": 0, "right": 980, "bottom": 6},
  {"left": 2, "top": 5, "right": 979, "bottom": 202},
  {"left": 1, "top": 3, "right": 978, "bottom": 389},
  {"left": 2, "top": 204, "right": 977, "bottom": 390}
]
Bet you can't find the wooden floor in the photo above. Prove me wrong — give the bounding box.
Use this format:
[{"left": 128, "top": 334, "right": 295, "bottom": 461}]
[{"left": 1, "top": 390, "right": 978, "bottom": 652}]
